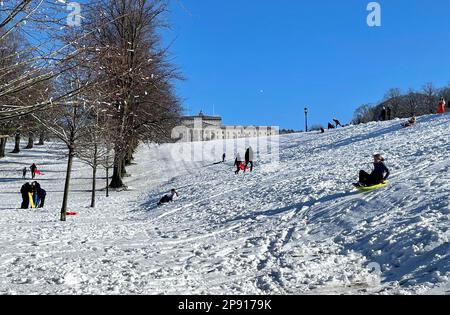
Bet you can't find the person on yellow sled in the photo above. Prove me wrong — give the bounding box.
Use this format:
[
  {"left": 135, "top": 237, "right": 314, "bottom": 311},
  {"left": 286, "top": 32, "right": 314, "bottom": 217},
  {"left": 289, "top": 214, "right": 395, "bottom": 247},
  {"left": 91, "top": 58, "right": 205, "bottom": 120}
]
[{"left": 354, "top": 154, "right": 390, "bottom": 188}]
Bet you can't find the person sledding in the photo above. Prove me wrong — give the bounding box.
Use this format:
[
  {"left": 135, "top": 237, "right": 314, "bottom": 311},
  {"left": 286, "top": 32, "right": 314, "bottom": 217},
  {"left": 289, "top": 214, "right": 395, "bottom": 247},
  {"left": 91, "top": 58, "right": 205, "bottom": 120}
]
[
  {"left": 354, "top": 154, "right": 390, "bottom": 188},
  {"left": 401, "top": 116, "right": 417, "bottom": 128},
  {"left": 157, "top": 189, "right": 179, "bottom": 206}
]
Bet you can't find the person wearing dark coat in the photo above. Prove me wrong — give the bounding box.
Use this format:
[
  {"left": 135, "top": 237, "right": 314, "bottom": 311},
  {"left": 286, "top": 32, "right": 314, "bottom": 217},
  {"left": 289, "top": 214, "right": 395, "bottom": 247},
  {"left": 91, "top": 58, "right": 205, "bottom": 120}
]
[
  {"left": 244, "top": 147, "right": 254, "bottom": 173},
  {"left": 357, "top": 154, "right": 390, "bottom": 187},
  {"left": 20, "top": 182, "right": 32, "bottom": 209},
  {"left": 328, "top": 123, "right": 335, "bottom": 130},
  {"left": 158, "top": 189, "right": 179, "bottom": 206},
  {"left": 380, "top": 107, "right": 387, "bottom": 121},
  {"left": 320, "top": 128, "right": 325, "bottom": 134},
  {"left": 222, "top": 153, "right": 226, "bottom": 163},
  {"left": 30, "top": 163, "right": 37, "bottom": 179},
  {"left": 386, "top": 107, "right": 392, "bottom": 120},
  {"left": 32, "top": 181, "right": 46, "bottom": 208},
  {"left": 333, "top": 118, "right": 342, "bottom": 128},
  {"left": 22, "top": 167, "right": 27, "bottom": 179}
]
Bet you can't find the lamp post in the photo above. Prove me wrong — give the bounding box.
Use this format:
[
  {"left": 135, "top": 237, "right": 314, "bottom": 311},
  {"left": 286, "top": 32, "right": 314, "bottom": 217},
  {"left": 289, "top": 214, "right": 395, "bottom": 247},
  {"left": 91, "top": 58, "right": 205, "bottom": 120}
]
[{"left": 304, "top": 107, "right": 309, "bottom": 132}]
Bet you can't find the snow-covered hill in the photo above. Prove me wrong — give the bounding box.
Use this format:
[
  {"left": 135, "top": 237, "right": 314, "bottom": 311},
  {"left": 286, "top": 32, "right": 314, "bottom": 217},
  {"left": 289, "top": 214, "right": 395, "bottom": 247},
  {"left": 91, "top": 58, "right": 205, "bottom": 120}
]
[{"left": 0, "top": 114, "right": 449, "bottom": 295}]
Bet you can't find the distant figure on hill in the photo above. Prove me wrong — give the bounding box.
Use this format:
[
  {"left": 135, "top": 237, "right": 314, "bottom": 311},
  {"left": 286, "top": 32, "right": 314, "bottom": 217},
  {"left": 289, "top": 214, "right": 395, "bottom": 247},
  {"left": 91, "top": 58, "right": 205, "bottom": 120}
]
[
  {"left": 22, "top": 167, "right": 27, "bottom": 179},
  {"left": 333, "top": 118, "right": 342, "bottom": 128},
  {"left": 402, "top": 116, "right": 417, "bottom": 128},
  {"left": 380, "top": 107, "right": 387, "bottom": 121},
  {"left": 320, "top": 127, "right": 325, "bottom": 134},
  {"left": 222, "top": 153, "right": 226, "bottom": 163},
  {"left": 387, "top": 107, "right": 392, "bottom": 120},
  {"left": 30, "top": 163, "right": 37, "bottom": 179},
  {"left": 438, "top": 98, "right": 446, "bottom": 114},
  {"left": 355, "top": 154, "right": 390, "bottom": 187},
  {"left": 234, "top": 153, "right": 243, "bottom": 175},
  {"left": 20, "top": 182, "right": 32, "bottom": 209},
  {"left": 158, "top": 189, "right": 179, "bottom": 206},
  {"left": 244, "top": 147, "right": 254, "bottom": 173},
  {"left": 327, "top": 123, "right": 335, "bottom": 130}
]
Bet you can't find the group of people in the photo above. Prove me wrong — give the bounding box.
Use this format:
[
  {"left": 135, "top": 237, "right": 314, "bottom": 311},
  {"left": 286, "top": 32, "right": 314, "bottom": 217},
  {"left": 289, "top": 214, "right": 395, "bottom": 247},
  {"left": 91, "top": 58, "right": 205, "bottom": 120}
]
[
  {"left": 20, "top": 181, "right": 46, "bottom": 209},
  {"left": 382, "top": 97, "right": 447, "bottom": 122},
  {"left": 234, "top": 147, "right": 254, "bottom": 174},
  {"left": 327, "top": 118, "right": 343, "bottom": 130},
  {"left": 22, "top": 163, "right": 39, "bottom": 179}
]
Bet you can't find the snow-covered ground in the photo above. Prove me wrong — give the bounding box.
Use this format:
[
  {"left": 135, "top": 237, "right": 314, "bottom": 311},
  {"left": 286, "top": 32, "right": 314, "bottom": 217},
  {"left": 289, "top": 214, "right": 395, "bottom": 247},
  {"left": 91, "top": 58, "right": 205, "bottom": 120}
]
[{"left": 0, "top": 114, "right": 449, "bottom": 295}]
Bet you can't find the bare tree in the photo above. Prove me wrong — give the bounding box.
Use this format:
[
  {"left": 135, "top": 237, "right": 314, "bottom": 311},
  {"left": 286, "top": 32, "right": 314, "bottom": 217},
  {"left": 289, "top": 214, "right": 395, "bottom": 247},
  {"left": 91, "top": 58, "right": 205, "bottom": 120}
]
[{"left": 423, "top": 83, "right": 437, "bottom": 114}]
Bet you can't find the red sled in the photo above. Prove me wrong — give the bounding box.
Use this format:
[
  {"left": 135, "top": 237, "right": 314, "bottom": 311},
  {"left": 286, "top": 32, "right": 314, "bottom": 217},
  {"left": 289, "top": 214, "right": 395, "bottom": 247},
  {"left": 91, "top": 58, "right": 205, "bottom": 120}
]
[
  {"left": 239, "top": 163, "right": 254, "bottom": 171},
  {"left": 66, "top": 212, "right": 78, "bottom": 216},
  {"left": 35, "top": 170, "right": 42, "bottom": 176}
]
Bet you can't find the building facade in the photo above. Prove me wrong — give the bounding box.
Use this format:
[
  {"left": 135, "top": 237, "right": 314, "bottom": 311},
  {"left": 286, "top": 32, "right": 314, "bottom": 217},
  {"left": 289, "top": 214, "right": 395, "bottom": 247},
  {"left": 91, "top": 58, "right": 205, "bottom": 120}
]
[{"left": 176, "top": 112, "right": 278, "bottom": 142}]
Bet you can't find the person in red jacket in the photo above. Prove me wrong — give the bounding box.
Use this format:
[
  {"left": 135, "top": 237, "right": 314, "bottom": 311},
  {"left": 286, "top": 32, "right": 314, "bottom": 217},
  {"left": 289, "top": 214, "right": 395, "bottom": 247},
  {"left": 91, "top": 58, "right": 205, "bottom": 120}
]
[{"left": 438, "top": 97, "right": 446, "bottom": 114}]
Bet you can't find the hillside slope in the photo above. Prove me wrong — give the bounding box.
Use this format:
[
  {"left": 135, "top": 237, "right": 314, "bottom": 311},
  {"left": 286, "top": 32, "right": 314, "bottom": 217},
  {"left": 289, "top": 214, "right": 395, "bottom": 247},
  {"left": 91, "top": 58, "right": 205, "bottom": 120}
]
[{"left": 0, "top": 114, "right": 449, "bottom": 294}]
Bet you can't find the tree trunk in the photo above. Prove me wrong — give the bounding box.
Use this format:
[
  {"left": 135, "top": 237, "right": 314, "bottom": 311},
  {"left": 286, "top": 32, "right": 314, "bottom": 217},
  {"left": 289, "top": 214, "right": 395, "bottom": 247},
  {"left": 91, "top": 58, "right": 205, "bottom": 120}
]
[
  {"left": 0, "top": 137, "right": 6, "bottom": 158},
  {"left": 90, "top": 164, "right": 97, "bottom": 208},
  {"left": 12, "top": 133, "right": 20, "bottom": 153},
  {"left": 37, "top": 133, "right": 45, "bottom": 146},
  {"left": 61, "top": 146, "right": 75, "bottom": 221},
  {"left": 121, "top": 157, "right": 127, "bottom": 177},
  {"left": 106, "top": 166, "right": 109, "bottom": 197},
  {"left": 110, "top": 153, "right": 125, "bottom": 188},
  {"left": 25, "top": 134, "right": 34, "bottom": 149}
]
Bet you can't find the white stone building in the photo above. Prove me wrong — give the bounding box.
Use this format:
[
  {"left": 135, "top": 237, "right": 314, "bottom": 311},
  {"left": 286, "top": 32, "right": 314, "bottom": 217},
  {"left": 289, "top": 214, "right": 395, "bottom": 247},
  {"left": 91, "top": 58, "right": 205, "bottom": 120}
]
[{"left": 175, "top": 112, "right": 278, "bottom": 142}]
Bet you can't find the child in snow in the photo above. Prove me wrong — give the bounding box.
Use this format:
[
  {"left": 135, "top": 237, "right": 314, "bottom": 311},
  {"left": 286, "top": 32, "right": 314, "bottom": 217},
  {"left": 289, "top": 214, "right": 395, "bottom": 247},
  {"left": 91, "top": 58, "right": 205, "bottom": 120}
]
[
  {"left": 356, "top": 154, "right": 390, "bottom": 187},
  {"left": 22, "top": 167, "right": 27, "bottom": 179},
  {"left": 438, "top": 98, "right": 446, "bottom": 114},
  {"left": 158, "top": 189, "right": 179, "bottom": 206}
]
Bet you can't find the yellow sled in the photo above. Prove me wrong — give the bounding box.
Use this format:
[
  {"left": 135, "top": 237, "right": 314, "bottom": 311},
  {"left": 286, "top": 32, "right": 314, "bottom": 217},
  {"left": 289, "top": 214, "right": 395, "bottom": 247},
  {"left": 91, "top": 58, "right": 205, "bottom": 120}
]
[
  {"left": 28, "top": 192, "right": 36, "bottom": 208},
  {"left": 356, "top": 181, "right": 389, "bottom": 192}
]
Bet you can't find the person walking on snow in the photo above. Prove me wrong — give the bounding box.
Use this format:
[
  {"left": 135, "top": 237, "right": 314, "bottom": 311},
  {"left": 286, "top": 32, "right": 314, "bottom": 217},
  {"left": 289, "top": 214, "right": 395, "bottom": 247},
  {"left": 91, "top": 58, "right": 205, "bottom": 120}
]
[
  {"left": 158, "top": 189, "right": 179, "bottom": 206},
  {"left": 22, "top": 167, "right": 27, "bottom": 179},
  {"left": 438, "top": 97, "right": 446, "bottom": 114},
  {"left": 234, "top": 153, "right": 243, "bottom": 174},
  {"left": 30, "top": 163, "right": 37, "bottom": 179},
  {"left": 244, "top": 147, "right": 254, "bottom": 173},
  {"left": 355, "top": 154, "right": 390, "bottom": 187},
  {"left": 222, "top": 153, "right": 226, "bottom": 163}
]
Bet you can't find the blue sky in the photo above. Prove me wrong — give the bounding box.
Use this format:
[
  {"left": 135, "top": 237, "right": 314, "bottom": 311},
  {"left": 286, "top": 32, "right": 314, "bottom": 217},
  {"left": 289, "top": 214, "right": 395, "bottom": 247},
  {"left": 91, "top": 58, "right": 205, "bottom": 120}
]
[{"left": 162, "top": 0, "right": 450, "bottom": 129}]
